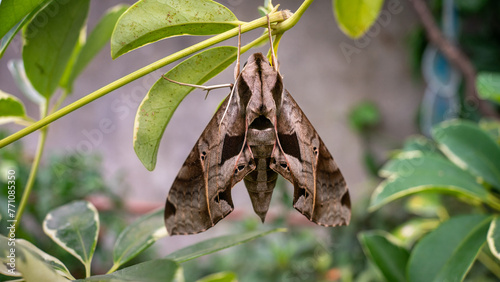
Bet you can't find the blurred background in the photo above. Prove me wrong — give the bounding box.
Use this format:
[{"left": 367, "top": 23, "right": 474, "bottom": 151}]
[{"left": 2, "top": 0, "right": 499, "bottom": 280}]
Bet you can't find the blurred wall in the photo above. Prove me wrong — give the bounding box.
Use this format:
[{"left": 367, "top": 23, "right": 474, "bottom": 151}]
[{"left": 1, "top": 0, "right": 423, "bottom": 250}]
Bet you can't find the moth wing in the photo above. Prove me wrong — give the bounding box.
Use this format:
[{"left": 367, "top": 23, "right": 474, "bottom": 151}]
[
  {"left": 165, "top": 94, "right": 255, "bottom": 235},
  {"left": 271, "top": 89, "right": 350, "bottom": 226}
]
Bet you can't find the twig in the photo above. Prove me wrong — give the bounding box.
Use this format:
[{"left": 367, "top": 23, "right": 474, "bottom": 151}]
[{"left": 410, "top": 0, "right": 499, "bottom": 118}]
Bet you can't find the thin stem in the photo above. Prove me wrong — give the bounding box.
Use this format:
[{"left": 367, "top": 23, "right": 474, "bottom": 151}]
[
  {"left": 274, "top": 0, "right": 314, "bottom": 32},
  {"left": 13, "top": 118, "right": 34, "bottom": 127},
  {"left": 15, "top": 102, "right": 49, "bottom": 223},
  {"left": 410, "top": 0, "right": 499, "bottom": 118},
  {"left": 486, "top": 194, "right": 500, "bottom": 212},
  {"left": 49, "top": 90, "right": 68, "bottom": 114},
  {"left": 478, "top": 250, "right": 500, "bottom": 279},
  {"left": 0, "top": 11, "right": 289, "bottom": 148},
  {"left": 85, "top": 262, "right": 91, "bottom": 278},
  {"left": 107, "top": 263, "right": 120, "bottom": 275}
]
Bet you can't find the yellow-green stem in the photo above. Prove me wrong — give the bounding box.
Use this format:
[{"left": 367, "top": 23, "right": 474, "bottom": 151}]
[
  {"left": 478, "top": 250, "right": 500, "bottom": 279},
  {"left": 15, "top": 103, "right": 49, "bottom": 223},
  {"left": 0, "top": 11, "right": 290, "bottom": 148},
  {"left": 486, "top": 194, "right": 500, "bottom": 211}
]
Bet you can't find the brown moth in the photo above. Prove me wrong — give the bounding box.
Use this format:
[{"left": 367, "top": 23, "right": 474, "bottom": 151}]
[{"left": 165, "top": 53, "right": 350, "bottom": 235}]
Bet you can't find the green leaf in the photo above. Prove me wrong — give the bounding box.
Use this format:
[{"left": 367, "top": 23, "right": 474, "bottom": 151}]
[
  {"left": 0, "top": 0, "right": 47, "bottom": 40},
  {"left": 371, "top": 154, "right": 489, "bottom": 211},
  {"left": 111, "top": 208, "right": 167, "bottom": 271},
  {"left": 392, "top": 218, "right": 440, "bottom": 247},
  {"left": 7, "top": 59, "right": 45, "bottom": 105},
  {"left": 0, "top": 235, "right": 68, "bottom": 281},
  {"left": 358, "top": 231, "right": 409, "bottom": 282},
  {"left": 401, "top": 135, "right": 438, "bottom": 154},
  {"left": 333, "top": 0, "right": 384, "bottom": 39},
  {"left": 165, "top": 228, "right": 286, "bottom": 263},
  {"left": 0, "top": 238, "right": 74, "bottom": 279},
  {"left": 479, "top": 119, "right": 500, "bottom": 143},
  {"left": 0, "top": 90, "right": 27, "bottom": 124},
  {"left": 348, "top": 100, "right": 380, "bottom": 132},
  {"left": 0, "top": 0, "right": 51, "bottom": 58},
  {"left": 197, "top": 272, "right": 237, "bottom": 282},
  {"left": 433, "top": 120, "right": 500, "bottom": 191},
  {"left": 79, "top": 259, "right": 183, "bottom": 282},
  {"left": 456, "top": 0, "right": 489, "bottom": 13},
  {"left": 487, "top": 216, "right": 500, "bottom": 260},
  {"left": 43, "top": 200, "right": 99, "bottom": 275},
  {"left": 134, "top": 46, "right": 237, "bottom": 170},
  {"left": 111, "top": 0, "right": 240, "bottom": 58},
  {"left": 61, "top": 4, "right": 129, "bottom": 92},
  {"left": 22, "top": 0, "right": 90, "bottom": 98},
  {"left": 408, "top": 214, "right": 491, "bottom": 282},
  {"left": 405, "top": 194, "right": 446, "bottom": 218},
  {"left": 477, "top": 72, "right": 500, "bottom": 104}
]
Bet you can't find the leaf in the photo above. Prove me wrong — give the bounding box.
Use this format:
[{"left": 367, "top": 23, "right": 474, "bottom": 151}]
[
  {"left": 401, "top": 135, "right": 438, "bottom": 154},
  {"left": 134, "top": 46, "right": 237, "bottom": 170},
  {"left": 0, "top": 0, "right": 47, "bottom": 39},
  {"left": 371, "top": 154, "right": 489, "bottom": 211},
  {"left": 347, "top": 100, "right": 380, "bottom": 132},
  {"left": 197, "top": 272, "right": 237, "bottom": 282},
  {"left": 405, "top": 194, "right": 446, "bottom": 218},
  {"left": 22, "top": 0, "right": 90, "bottom": 98},
  {"left": 392, "top": 218, "right": 440, "bottom": 247},
  {"left": 111, "top": 208, "right": 167, "bottom": 270},
  {"left": 477, "top": 72, "right": 500, "bottom": 104},
  {"left": 358, "top": 231, "right": 409, "bottom": 282},
  {"left": 433, "top": 120, "right": 500, "bottom": 191},
  {"left": 7, "top": 60, "right": 45, "bottom": 105},
  {"left": 479, "top": 119, "right": 500, "bottom": 143},
  {"left": 111, "top": 0, "right": 240, "bottom": 58},
  {"left": 60, "top": 4, "right": 129, "bottom": 92},
  {"left": 165, "top": 228, "right": 286, "bottom": 263},
  {"left": 487, "top": 216, "right": 500, "bottom": 260},
  {"left": 0, "top": 0, "right": 51, "bottom": 58},
  {"left": 408, "top": 214, "right": 491, "bottom": 282},
  {"left": 0, "top": 235, "right": 68, "bottom": 281},
  {"left": 0, "top": 238, "right": 74, "bottom": 279},
  {"left": 43, "top": 200, "right": 99, "bottom": 275},
  {"left": 79, "top": 259, "right": 183, "bottom": 282},
  {"left": 0, "top": 90, "right": 27, "bottom": 125},
  {"left": 333, "top": 0, "right": 384, "bottom": 39}
]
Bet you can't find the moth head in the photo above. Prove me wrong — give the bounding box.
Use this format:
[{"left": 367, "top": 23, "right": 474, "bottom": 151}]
[{"left": 238, "top": 53, "right": 284, "bottom": 121}]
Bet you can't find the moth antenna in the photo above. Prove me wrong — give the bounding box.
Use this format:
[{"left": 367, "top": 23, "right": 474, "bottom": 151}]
[
  {"left": 267, "top": 14, "right": 278, "bottom": 72},
  {"left": 234, "top": 25, "right": 242, "bottom": 80},
  {"left": 219, "top": 83, "right": 237, "bottom": 126},
  {"left": 162, "top": 75, "right": 233, "bottom": 99}
]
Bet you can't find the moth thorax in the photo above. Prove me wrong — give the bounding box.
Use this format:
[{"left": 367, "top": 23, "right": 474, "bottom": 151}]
[{"left": 247, "top": 118, "right": 275, "bottom": 158}]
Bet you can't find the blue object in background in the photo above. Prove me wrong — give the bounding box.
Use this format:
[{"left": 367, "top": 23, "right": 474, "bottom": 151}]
[{"left": 420, "top": 0, "right": 461, "bottom": 136}]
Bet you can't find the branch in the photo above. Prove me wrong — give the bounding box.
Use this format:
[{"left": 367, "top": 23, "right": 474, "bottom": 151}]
[{"left": 410, "top": 0, "right": 499, "bottom": 118}]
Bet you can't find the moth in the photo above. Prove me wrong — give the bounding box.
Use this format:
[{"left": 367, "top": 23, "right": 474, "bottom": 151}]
[{"left": 165, "top": 53, "right": 350, "bottom": 235}]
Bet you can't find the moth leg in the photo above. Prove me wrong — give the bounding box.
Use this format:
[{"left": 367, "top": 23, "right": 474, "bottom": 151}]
[
  {"left": 234, "top": 24, "right": 242, "bottom": 80},
  {"left": 162, "top": 75, "right": 232, "bottom": 100},
  {"left": 266, "top": 14, "right": 278, "bottom": 71}
]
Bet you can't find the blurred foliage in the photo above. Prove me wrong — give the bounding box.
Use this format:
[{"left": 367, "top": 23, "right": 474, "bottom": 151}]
[
  {"left": 0, "top": 130, "right": 136, "bottom": 278},
  {"left": 410, "top": 0, "right": 500, "bottom": 74},
  {"left": 348, "top": 101, "right": 381, "bottom": 133},
  {"left": 180, "top": 177, "right": 412, "bottom": 282},
  {"left": 347, "top": 101, "right": 383, "bottom": 177},
  {"left": 361, "top": 120, "right": 500, "bottom": 281}
]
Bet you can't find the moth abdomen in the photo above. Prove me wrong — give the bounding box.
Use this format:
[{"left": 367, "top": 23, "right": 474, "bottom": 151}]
[{"left": 243, "top": 158, "right": 278, "bottom": 222}]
